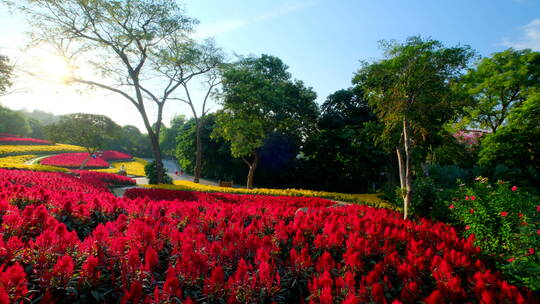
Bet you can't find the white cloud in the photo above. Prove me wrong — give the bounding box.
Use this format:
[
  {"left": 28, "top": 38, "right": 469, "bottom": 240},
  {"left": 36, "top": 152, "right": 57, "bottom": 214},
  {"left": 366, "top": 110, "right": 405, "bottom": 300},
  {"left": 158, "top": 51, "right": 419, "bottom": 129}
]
[
  {"left": 195, "top": 19, "right": 247, "bottom": 39},
  {"left": 503, "top": 18, "right": 540, "bottom": 50},
  {"left": 194, "top": 0, "right": 318, "bottom": 39}
]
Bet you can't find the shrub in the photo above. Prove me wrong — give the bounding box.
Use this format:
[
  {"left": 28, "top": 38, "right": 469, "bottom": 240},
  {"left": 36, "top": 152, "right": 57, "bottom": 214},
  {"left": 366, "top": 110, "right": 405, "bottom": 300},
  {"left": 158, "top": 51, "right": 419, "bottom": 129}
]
[
  {"left": 446, "top": 178, "right": 540, "bottom": 290},
  {"left": 144, "top": 160, "right": 172, "bottom": 184}
]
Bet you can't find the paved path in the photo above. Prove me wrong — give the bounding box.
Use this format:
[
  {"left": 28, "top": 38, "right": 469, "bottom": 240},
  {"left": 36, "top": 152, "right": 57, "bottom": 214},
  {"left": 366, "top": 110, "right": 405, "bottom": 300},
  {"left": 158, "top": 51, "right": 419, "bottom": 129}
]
[
  {"left": 140, "top": 158, "right": 221, "bottom": 186},
  {"left": 24, "top": 154, "right": 56, "bottom": 165}
]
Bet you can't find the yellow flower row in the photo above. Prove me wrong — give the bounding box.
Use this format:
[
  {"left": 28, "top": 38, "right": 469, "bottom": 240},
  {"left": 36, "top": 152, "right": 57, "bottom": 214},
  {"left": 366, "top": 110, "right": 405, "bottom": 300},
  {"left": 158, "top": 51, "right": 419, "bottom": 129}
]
[
  {"left": 0, "top": 144, "right": 86, "bottom": 156},
  {"left": 0, "top": 154, "right": 69, "bottom": 172},
  {"left": 146, "top": 180, "right": 397, "bottom": 210},
  {"left": 0, "top": 154, "right": 38, "bottom": 164},
  {"left": 92, "top": 157, "right": 148, "bottom": 177}
]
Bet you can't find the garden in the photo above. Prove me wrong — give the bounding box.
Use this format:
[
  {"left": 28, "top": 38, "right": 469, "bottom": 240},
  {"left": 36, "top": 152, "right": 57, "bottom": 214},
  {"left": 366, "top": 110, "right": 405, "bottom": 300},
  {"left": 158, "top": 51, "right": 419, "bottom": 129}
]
[
  {"left": 0, "top": 168, "right": 536, "bottom": 303},
  {"left": 0, "top": 0, "right": 539, "bottom": 302}
]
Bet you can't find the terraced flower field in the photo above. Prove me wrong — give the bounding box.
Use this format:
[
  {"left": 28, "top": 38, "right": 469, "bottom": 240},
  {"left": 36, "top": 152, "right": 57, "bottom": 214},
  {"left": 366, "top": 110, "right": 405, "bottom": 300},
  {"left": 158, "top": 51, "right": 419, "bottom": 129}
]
[
  {"left": 0, "top": 135, "right": 146, "bottom": 176},
  {"left": 0, "top": 168, "right": 535, "bottom": 303}
]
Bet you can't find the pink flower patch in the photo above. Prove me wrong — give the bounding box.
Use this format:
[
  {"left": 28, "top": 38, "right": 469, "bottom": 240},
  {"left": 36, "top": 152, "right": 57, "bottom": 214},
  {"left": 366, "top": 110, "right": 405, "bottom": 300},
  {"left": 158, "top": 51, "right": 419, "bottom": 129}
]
[{"left": 500, "top": 211, "right": 508, "bottom": 217}]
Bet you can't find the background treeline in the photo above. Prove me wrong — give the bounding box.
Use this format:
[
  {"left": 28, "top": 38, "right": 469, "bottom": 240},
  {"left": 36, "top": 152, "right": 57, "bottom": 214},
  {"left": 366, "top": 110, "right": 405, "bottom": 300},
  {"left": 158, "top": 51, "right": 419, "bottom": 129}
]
[
  {"left": 161, "top": 45, "right": 539, "bottom": 197},
  {"left": 0, "top": 105, "right": 153, "bottom": 157}
]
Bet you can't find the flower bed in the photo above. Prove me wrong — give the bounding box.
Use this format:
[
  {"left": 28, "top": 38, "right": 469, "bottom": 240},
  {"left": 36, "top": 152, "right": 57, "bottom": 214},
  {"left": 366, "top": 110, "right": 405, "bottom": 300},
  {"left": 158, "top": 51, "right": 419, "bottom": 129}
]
[
  {"left": 100, "top": 150, "right": 133, "bottom": 161},
  {"left": 0, "top": 133, "right": 19, "bottom": 137},
  {"left": 0, "top": 136, "right": 52, "bottom": 145},
  {"left": 93, "top": 157, "right": 148, "bottom": 177},
  {"left": 0, "top": 154, "right": 68, "bottom": 172},
  {"left": 40, "top": 152, "right": 110, "bottom": 168},
  {"left": 147, "top": 180, "right": 394, "bottom": 209},
  {"left": 0, "top": 143, "right": 86, "bottom": 156},
  {"left": 0, "top": 169, "right": 536, "bottom": 303}
]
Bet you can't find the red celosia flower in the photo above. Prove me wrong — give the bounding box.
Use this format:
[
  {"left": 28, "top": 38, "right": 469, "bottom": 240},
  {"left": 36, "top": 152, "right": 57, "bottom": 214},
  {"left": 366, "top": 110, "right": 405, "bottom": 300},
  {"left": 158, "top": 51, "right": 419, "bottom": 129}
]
[
  {"left": 507, "top": 257, "right": 515, "bottom": 262},
  {"left": 449, "top": 204, "right": 455, "bottom": 209},
  {"left": 465, "top": 196, "right": 469, "bottom": 200},
  {"left": 528, "top": 248, "right": 535, "bottom": 255},
  {"left": 145, "top": 247, "right": 159, "bottom": 271},
  {"left": 469, "top": 209, "right": 475, "bottom": 214},
  {"left": 511, "top": 186, "right": 517, "bottom": 191},
  {"left": 53, "top": 255, "right": 74, "bottom": 280},
  {"left": 500, "top": 211, "right": 508, "bottom": 217},
  {"left": 536, "top": 206, "right": 540, "bottom": 212},
  {"left": 470, "top": 196, "right": 476, "bottom": 201},
  {"left": 465, "top": 225, "right": 471, "bottom": 230},
  {"left": 319, "top": 286, "right": 333, "bottom": 304}
]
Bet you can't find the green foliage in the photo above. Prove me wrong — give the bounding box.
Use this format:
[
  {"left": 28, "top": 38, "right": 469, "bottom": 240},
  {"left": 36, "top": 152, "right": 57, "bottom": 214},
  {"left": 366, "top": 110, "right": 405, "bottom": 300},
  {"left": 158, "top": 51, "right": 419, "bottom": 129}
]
[
  {"left": 145, "top": 160, "right": 172, "bottom": 185},
  {"left": 175, "top": 114, "right": 244, "bottom": 181},
  {"left": 447, "top": 179, "right": 540, "bottom": 290},
  {"left": 300, "top": 88, "right": 386, "bottom": 192},
  {"left": 0, "top": 104, "right": 31, "bottom": 136},
  {"left": 459, "top": 48, "right": 540, "bottom": 133},
  {"left": 213, "top": 54, "right": 318, "bottom": 187},
  {"left": 45, "top": 113, "right": 122, "bottom": 154},
  {"left": 478, "top": 94, "right": 540, "bottom": 188},
  {"left": 160, "top": 115, "right": 186, "bottom": 158},
  {"left": 428, "top": 165, "right": 472, "bottom": 188},
  {"left": 106, "top": 125, "right": 153, "bottom": 157},
  {"left": 213, "top": 54, "right": 318, "bottom": 159},
  {"left": 410, "top": 177, "right": 455, "bottom": 222},
  {"left": 354, "top": 36, "right": 475, "bottom": 151}
]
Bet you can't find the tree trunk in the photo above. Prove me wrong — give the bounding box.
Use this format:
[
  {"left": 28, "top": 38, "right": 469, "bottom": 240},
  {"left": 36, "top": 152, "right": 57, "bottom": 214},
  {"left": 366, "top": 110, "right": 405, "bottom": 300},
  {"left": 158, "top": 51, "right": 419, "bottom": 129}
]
[
  {"left": 396, "top": 147, "right": 406, "bottom": 190},
  {"left": 80, "top": 148, "right": 96, "bottom": 170},
  {"left": 402, "top": 118, "right": 413, "bottom": 220},
  {"left": 80, "top": 155, "right": 91, "bottom": 170},
  {"left": 148, "top": 130, "right": 165, "bottom": 184},
  {"left": 244, "top": 152, "right": 259, "bottom": 189},
  {"left": 194, "top": 119, "right": 203, "bottom": 183}
]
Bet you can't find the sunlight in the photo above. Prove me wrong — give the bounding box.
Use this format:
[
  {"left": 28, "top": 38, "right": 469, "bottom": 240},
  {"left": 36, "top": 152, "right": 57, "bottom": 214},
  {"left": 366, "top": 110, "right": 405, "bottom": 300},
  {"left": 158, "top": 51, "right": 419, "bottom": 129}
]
[{"left": 33, "top": 53, "right": 73, "bottom": 84}]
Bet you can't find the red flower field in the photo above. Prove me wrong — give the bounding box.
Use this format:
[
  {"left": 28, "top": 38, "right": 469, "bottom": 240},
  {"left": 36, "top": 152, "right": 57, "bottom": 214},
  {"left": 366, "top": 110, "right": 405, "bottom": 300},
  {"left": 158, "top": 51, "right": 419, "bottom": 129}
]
[
  {"left": 40, "top": 152, "right": 110, "bottom": 168},
  {"left": 100, "top": 150, "right": 133, "bottom": 161},
  {"left": 0, "top": 169, "right": 536, "bottom": 303},
  {"left": 0, "top": 136, "right": 51, "bottom": 145}
]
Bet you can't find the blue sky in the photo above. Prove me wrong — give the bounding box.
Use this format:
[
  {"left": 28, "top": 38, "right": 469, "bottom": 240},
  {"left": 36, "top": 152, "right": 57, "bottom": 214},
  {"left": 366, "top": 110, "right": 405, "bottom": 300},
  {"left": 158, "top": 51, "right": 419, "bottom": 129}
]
[
  {"left": 0, "top": 0, "right": 539, "bottom": 130},
  {"left": 185, "top": 0, "right": 540, "bottom": 103}
]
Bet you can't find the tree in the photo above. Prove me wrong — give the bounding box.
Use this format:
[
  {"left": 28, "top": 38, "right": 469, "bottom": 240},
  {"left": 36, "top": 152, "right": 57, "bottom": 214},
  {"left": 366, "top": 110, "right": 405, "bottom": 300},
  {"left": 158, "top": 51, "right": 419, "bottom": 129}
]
[
  {"left": 45, "top": 113, "right": 121, "bottom": 169},
  {"left": 213, "top": 55, "right": 318, "bottom": 189},
  {"left": 159, "top": 40, "right": 224, "bottom": 183},
  {"left": 13, "top": 0, "right": 208, "bottom": 183},
  {"left": 106, "top": 125, "right": 152, "bottom": 157},
  {"left": 355, "top": 36, "right": 474, "bottom": 219},
  {"left": 0, "top": 105, "right": 31, "bottom": 136},
  {"left": 160, "top": 115, "right": 186, "bottom": 158},
  {"left": 459, "top": 48, "right": 540, "bottom": 133},
  {"left": 301, "top": 88, "right": 386, "bottom": 192},
  {"left": 478, "top": 94, "right": 540, "bottom": 188},
  {"left": 0, "top": 54, "right": 13, "bottom": 96},
  {"left": 176, "top": 113, "right": 243, "bottom": 181}
]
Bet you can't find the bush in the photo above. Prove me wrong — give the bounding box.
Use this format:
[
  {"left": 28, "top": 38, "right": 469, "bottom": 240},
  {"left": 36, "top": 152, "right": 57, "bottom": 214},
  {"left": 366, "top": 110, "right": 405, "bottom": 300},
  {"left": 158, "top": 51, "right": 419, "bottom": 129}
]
[
  {"left": 428, "top": 165, "right": 472, "bottom": 188},
  {"left": 446, "top": 178, "right": 540, "bottom": 290},
  {"left": 410, "top": 176, "right": 455, "bottom": 222},
  {"left": 144, "top": 160, "right": 172, "bottom": 184}
]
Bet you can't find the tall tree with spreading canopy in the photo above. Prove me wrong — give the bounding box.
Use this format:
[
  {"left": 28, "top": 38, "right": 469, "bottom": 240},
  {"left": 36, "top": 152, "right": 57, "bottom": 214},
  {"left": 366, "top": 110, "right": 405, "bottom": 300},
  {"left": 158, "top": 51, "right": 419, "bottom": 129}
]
[
  {"left": 159, "top": 41, "right": 224, "bottom": 183},
  {"left": 45, "top": 113, "right": 121, "bottom": 169},
  {"left": 213, "top": 55, "right": 318, "bottom": 189},
  {"left": 10, "top": 0, "right": 212, "bottom": 183},
  {"left": 459, "top": 48, "right": 540, "bottom": 133},
  {"left": 355, "top": 36, "right": 474, "bottom": 219}
]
